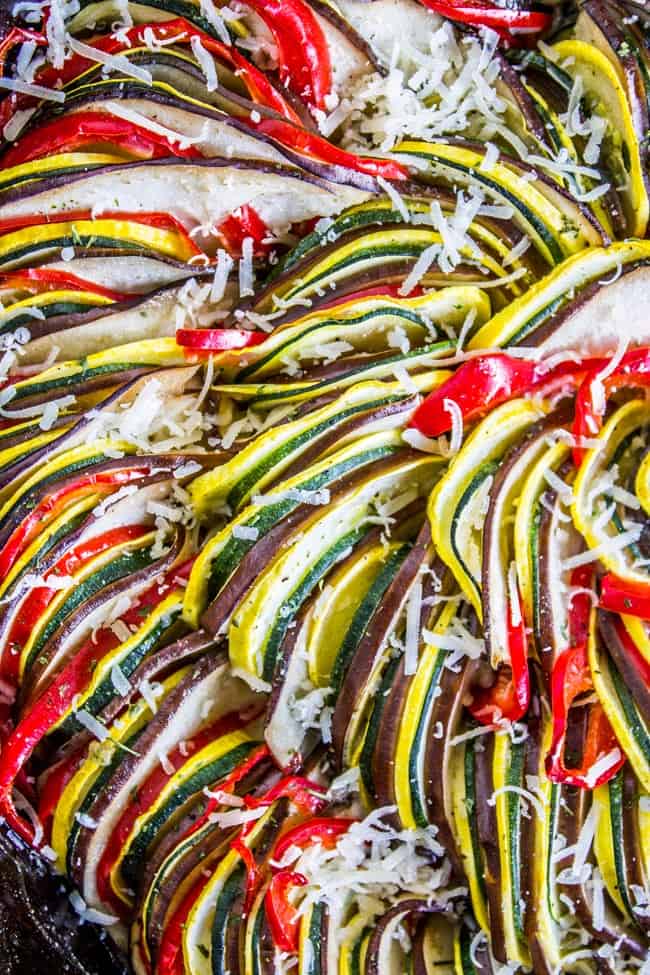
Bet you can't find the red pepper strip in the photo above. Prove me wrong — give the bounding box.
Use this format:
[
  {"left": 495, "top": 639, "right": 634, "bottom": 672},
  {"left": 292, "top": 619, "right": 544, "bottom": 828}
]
[
  {"left": 156, "top": 872, "right": 206, "bottom": 975},
  {"left": 231, "top": 835, "right": 262, "bottom": 915},
  {"left": 113, "top": 21, "right": 297, "bottom": 120},
  {"left": 0, "top": 268, "right": 130, "bottom": 302},
  {"left": 216, "top": 204, "right": 272, "bottom": 257},
  {"left": 567, "top": 563, "right": 596, "bottom": 647},
  {"left": 244, "top": 775, "right": 328, "bottom": 814},
  {"left": 600, "top": 573, "right": 650, "bottom": 620},
  {"left": 4, "top": 19, "right": 298, "bottom": 125},
  {"left": 0, "top": 627, "right": 118, "bottom": 841},
  {"left": 271, "top": 817, "right": 353, "bottom": 865},
  {"left": 0, "top": 27, "right": 45, "bottom": 72},
  {"left": 225, "top": 780, "right": 331, "bottom": 915},
  {"left": 469, "top": 594, "right": 530, "bottom": 726},
  {"left": 37, "top": 745, "right": 87, "bottom": 838},
  {"left": 177, "top": 328, "right": 266, "bottom": 353},
  {"left": 0, "top": 557, "right": 191, "bottom": 842},
  {"left": 265, "top": 871, "right": 307, "bottom": 953},
  {"left": 1, "top": 111, "right": 202, "bottom": 168},
  {"left": 410, "top": 352, "right": 592, "bottom": 438},
  {"left": 190, "top": 743, "right": 271, "bottom": 834},
  {"left": 572, "top": 346, "right": 650, "bottom": 466},
  {"left": 0, "top": 466, "right": 152, "bottom": 585},
  {"left": 1, "top": 524, "right": 149, "bottom": 684},
  {"left": 238, "top": 0, "right": 333, "bottom": 111},
  {"left": 418, "top": 0, "right": 552, "bottom": 34},
  {"left": 546, "top": 643, "right": 624, "bottom": 788},
  {"left": 252, "top": 118, "right": 409, "bottom": 182},
  {"left": 546, "top": 567, "right": 624, "bottom": 788},
  {"left": 95, "top": 711, "right": 253, "bottom": 915}
]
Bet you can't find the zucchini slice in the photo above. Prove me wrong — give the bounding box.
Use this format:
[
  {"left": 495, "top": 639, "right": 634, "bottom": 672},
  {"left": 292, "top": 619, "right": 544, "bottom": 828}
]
[
  {"left": 572, "top": 400, "right": 649, "bottom": 586},
  {"left": 553, "top": 38, "right": 649, "bottom": 237},
  {"left": 429, "top": 398, "right": 545, "bottom": 618}
]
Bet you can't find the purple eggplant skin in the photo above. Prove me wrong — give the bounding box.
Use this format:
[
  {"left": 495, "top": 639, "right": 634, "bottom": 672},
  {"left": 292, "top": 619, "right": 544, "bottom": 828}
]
[
  {"left": 0, "top": 375, "right": 158, "bottom": 491},
  {"left": 199, "top": 428, "right": 417, "bottom": 635},
  {"left": 68, "top": 649, "right": 229, "bottom": 889},
  {"left": 556, "top": 782, "right": 648, "bottom": 959},
  {"left": 364, "top": 899, "right": 455, "bottom": 975},
  {"left": 0, "top": 452, "right": 213, "bottom": 554},
  {"left": 19, "top": 527, "right": 187, "bottom": 709},
  {"left": 495, "top": 52, "right": 551, "bottom": 148},
  {"left": 519, "top": 679, "right": 554, "bottom": 975},
  {"left": 481, "top": 407, "right": 572, "bottom": 668},
  {"left": 100, "top": 629, "right": 218, "bottom": 729},
  {"left": 330, "top": 518, "right": 431, "bottom": 768},
  {"left": 621, "top": 764, "right": 650, "bottom": 937},
  {"left": 7, "top": 81, "right": 383, "bottom": 192},
  {"left": 598, "top": 610, "right": 650, "bottom": 726},
  {"left": 535, "top": 457, "right": 575, "bottom": 686},
  {"left": 0, "top": 156, "right": 377, "bottom": 213},
  {"left": 0, "top": 820, "right": 131, "bottom": 975},
  {"left": 473, "top": 733, "right": 507, "bottom": 965}
]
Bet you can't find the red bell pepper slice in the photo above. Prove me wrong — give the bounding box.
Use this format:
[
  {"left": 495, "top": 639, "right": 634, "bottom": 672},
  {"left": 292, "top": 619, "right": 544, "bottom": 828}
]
[
  {"left": 1, "top": 524, "right": 149, "bottom": 684},
  {"left": 251, "top": 118, "right": 409, "bottom": 181},
  {"left": 271, "top": 816, "right": 353, "bottom": 865},
  {"left": 546, "top": 643, "right": 624, "bottom": 788},
  {"left": 0, "top": 26, "right": 46, "bottom": 72},
  {"left": 568, "top": 564, "right": 596, "bottom": 646},
  {"left": 1, "top": 111, "right": 202, "bottom": 168},
  {"left": 418, "top": 0, "right": 552, "bottom": 41},
  {"left": 546, "top": 567, "right": 624, "bottom": 788},
  {"left": 1, "top": 19, "right": 299, "bottom": 125},
  {"left": 0, "top": 558, "right": 189, "bottom": 842},
  {"left": 230, "top": 835, "right": 263, "bottom": 914},
  {"left": 409, "top": 352, "right": 589, "bottom": 438},
  {"left": 95, "top": 710, "right": 255, "bottom": 915},
  {"left": 223, "top": 779, "right": 330, "bottom": 915},
  {"left": 216, "top": 204, "right": 272, "bottom": 257},
  {"left": 572, "top": 346, "right": 650, "bottom": 466},
  {"left": 469, "top": 591, "right": 530, "bottom": 726},
  {"left": 0, "top": 465, "right": 153, "bottom": 586},
  {"left": 265, "top": 870, "right": 308, "bottom": 953},
  {"left": 0, "top": 268, "right": 130, "bottom": 302},
  {"left": 244, "top": 775, "right": 328, "bottom": 815},
  {"left": 0, "top": 628, "right": 118, "bottom": 841},
  {"left": 197, "top": 743, "right": 270, "bottom": 825},
  {"left": 156, "top": 872, "right": 206, "bottom": 975},
  {"left": 600, "top": 573, "right": 650, "bottom": 621},
  {"left": 239, "top": 0, "right": 333, "bottom": 111},
  {"left": 177, "top": 328, "right": 266, "bottom": 353},
  {"left": 37, "top": 745, "right": 87, "bottom": 839},
  {"left": 264, "top": 817, "right": 353, "bottom": 953}
]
